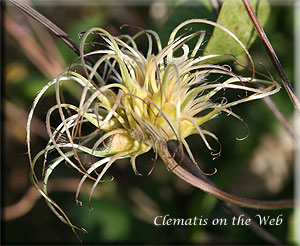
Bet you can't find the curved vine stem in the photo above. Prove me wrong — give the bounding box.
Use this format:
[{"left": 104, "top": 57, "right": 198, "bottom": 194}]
[
  {"left": 167, "top": 140, "right": 283, "bottom": 244},
  {"left": 159, "top": 141, "right": 294, "bottom": 210}
]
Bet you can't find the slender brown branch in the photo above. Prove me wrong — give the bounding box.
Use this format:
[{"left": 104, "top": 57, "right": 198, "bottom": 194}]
[
  {"left": 242, "top": 0, "right": 300, "bottom": 115},
  {"left": 5, "top": 13, "right": 63, "bottom": 78},
  {"left": 224, "top": 203, "right": 281, "bottom": 245},
  {"left": 167, "top": 140, "right": 282, "bottom": 245},
  {"left": 24, "top": 11, "right": 66, "bottom": 70},
  {"left": 262, "top": 96, "right": 300, "bottom": 145},
  {"left": 6, "top": 0, "right": 99, "bottom": 81},
  {"left": 208, "top": 0, "right": 221, "bottom": 17},
  {"left": 160, "top": 141, "right": 294, "bottom": 209},
  {"left": 7, "top": 0, "right": 81, "bottom": 57}
]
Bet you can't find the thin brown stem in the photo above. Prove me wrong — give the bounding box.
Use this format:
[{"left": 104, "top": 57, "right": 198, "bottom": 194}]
[
  {"left": 7, "top": 0, "right": 80, "bottom": 57},
  {"left": 208, "top": 0, "right": 221, "bottom": 17},
  {"left": 6, "top": 0, "right": 98, "bottom": 72},
  {"left": 224, "top": 203, "right": 281, "bottom": 245},
  {"left": 242, "top": 0, "right": 300, "bottom": 115},
  {"left": 167, "top": 140, "right": 283, "bottom": 245},
  {"left": 24, "top": 12, "right": 66, "bottom": 70},
  {"left": 262, "top": 96, "right": 300, "bottom": 145},
  {"left": 5, "top": 13, "right": 62, "bottom": 78},
  {"left": 159, "top": 141, "right": 294, "bottom": 209}
]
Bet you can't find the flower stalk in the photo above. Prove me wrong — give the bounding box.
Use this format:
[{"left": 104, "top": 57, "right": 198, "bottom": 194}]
[{"left": 161, "top": 142, "right": 294, "bottom": 209}]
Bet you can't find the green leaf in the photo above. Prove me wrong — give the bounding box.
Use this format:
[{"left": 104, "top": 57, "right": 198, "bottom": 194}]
[{"left": 204, "top": 0, "right": 270, "bottom": 63}]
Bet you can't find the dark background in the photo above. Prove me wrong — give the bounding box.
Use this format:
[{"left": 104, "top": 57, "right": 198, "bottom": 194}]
[{"left": 2, "top": 0, "right": 296, "bottom": 244}]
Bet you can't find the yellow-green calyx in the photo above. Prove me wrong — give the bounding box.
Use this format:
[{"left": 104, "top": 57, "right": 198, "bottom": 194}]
[{"left": 27, "top": 19, "right": 284, "bottom": 235}]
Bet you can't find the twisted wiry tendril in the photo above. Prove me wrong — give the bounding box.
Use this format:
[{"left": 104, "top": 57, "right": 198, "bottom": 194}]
[{"left": 27, "top": 19, "right": 291, "bottom": 238}]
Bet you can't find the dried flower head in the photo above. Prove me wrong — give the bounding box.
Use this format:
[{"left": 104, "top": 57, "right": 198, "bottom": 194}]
[{"left": 27, "top": 19, "right": 281, "bottom": 234}]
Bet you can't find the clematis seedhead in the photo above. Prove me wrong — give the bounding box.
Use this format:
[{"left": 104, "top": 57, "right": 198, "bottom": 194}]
[{"left": 27, "top": 19, "right": 282, "bottom": 235}]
